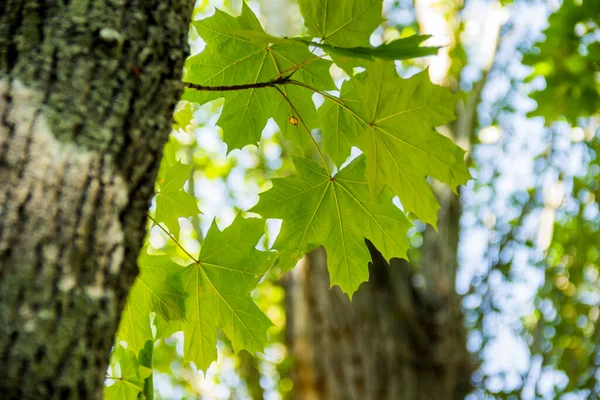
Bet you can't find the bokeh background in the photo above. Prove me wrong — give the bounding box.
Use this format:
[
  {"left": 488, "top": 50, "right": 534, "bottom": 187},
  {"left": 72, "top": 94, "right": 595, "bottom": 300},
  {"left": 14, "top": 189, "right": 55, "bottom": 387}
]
[{"left": 141, "top": 0, "right": 600, "bottom": 398}]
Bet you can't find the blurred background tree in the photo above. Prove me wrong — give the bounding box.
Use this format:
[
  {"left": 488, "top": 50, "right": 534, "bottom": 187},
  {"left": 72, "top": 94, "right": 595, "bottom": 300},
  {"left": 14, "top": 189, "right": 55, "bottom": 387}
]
[{"left": 140, "top": 0, "right": 600, "bottom": 399}]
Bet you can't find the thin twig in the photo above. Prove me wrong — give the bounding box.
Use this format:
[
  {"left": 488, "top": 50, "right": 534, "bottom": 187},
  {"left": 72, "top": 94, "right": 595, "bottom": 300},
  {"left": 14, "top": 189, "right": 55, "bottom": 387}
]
[
  {"left": 147, "top": 215, "right": 198, "bottom": 262},
  {"left": 185, "top": 74, "right": 291, "bottom": 92}
]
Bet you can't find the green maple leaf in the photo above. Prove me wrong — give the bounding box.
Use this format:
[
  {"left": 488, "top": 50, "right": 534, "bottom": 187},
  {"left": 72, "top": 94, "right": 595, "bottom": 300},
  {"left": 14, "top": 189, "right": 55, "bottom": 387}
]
[
  {"left": 168, "top": 216, "right": 275, "bottom": 370},
  {"left": 173, "top": 100, "right": 194, "bottom": 130},
  {"left": 182, "top": 4, "right": 335, "bottom": 152},
  {"left": 138, "top": 341, "right": 154, "bottom": 400},
  {"left": 313, "top": 35, "right": 439, "bottom": 62},
  {"left": 297, "top": 0, "right": 384, "bottom": 47},
  {"left": 105, "top": 344, "right": 152, "bottom": 400},
  {"left": 319, "top": 61, "right": 470, "bottom": 226},
  {"left": 317, "top": 79, "right": 364, "bottom": 166},
  {"left": 155, "top": 160, "right": 200, "bottom": 238},
  {"left": 118, "top": 251, "right": 185, "bottom": 353},
  {"left": 269, "top": 44, "right": 331, "bottom": 152},
  {"left": 314, "top": 35, "right": 439, "bottom": 74},
  {"left": 236, "top": 32, "right": 439, "bottom": 74},
  {"left": 252, "top": 156, "right": 411, "bottom": 297}
]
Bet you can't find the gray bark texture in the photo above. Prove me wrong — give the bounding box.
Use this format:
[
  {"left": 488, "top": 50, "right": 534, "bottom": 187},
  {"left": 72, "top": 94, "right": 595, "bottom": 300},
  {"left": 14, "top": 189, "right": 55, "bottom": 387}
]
[
  {"left": 286, "top": 188, "right": 474, "bottom": 400},
  {"left": 0, "top": 1, "right": 194, "bottom": 398}
]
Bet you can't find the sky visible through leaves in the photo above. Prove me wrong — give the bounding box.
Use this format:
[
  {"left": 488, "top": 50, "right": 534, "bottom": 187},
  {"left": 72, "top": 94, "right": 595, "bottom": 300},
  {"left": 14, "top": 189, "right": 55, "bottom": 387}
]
[
  {"left": 105, "top": 0, "right": 600, "bottom": 399},
  {"left": 108, "top": 0, "right": 469, "bottom": 397}
]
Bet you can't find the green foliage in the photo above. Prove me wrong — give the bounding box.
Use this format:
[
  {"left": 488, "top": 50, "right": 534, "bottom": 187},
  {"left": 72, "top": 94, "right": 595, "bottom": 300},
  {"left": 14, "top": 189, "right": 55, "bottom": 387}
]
[
  {"left": 173, "top": 101, "right": 195, "bottom": 130},
  {"left": 530, "top": 138, "right": 600, "bottom": 394},
  {"left": 312, "top": 35, "right": 439, "bottom": 63},
  {"left": 112, "top": 0, "right": 470, "bottom": 391},
  {"left": 319, "top": 62, "right": 468, "bottom": 225},
  {"left": 238, "top": 31, "right": 439, "bottom": 66},
  {"left": 106, "top": 0, "right": 600, "bottom": 398},
  {"left": 294, "top": 0, "right": 437, "bottom": 72},
  {"left": 105, "top": 344, "right": 152, "bottom": 400},
  {"left": 524, "top": 0, "right": 600, "bottom": 124},
  {"left": 118, "top": 251, "right": 184, "bottom": 354},
  {"left": 138, "top": 341, "right": 154, "bottom": 400},
  {"left": 182, "top": 3, "right": 336, "bottom": 151},
  {"left": 252, "top": 156, "right": 411, "bottom": 296},
  {"left": 169, "top": 216, "right": 275, "bottom": 370},
  {"left": 297, "top": 0, "right": 384, "bottom": 47},
  {"left": 154, "top": 142, "right": 201, "bottom": 238}
]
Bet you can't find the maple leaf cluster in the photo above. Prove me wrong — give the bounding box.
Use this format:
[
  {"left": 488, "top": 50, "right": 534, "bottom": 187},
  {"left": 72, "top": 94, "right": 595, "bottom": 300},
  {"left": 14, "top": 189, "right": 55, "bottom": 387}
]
[{"left": 109, "top": 0, "right": 471, "bottom": 386}]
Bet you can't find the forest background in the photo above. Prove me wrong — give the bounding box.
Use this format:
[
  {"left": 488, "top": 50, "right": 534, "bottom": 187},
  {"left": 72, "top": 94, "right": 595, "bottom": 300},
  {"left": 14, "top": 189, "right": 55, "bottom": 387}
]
[
  {"left": 1, "top": 0, "right": 599, "bottom": 399},
  {"left": 128, "top": 0, "right": 600, "bottom": 398}
]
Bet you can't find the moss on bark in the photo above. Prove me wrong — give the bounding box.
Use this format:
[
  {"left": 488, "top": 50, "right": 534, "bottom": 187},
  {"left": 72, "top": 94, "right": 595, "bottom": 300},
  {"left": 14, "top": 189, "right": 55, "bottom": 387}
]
[{"left": 0, "top": 1, "right": 195, "bottom": 398}]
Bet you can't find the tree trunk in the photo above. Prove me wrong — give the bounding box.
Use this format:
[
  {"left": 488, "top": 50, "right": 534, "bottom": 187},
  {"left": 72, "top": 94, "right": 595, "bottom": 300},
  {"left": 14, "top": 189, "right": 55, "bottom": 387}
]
[
  {"left": 0, "top": 1, "right": 194, "bottom": 398},
  {"left": 286, "top": 188, "right": 473, "bottom": 400}
]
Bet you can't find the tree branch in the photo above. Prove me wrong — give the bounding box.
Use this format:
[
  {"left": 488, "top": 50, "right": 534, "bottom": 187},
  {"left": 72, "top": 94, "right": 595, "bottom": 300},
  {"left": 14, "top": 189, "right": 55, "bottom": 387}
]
[{"left": 184, "top": 74, "right": 291, "bottom": 92}]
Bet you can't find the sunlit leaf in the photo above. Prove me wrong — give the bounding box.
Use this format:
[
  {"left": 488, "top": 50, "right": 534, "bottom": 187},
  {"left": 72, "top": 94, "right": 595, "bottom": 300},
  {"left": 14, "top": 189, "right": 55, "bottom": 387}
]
[
  {"left": 168, "top": 216, "right": 275, "bottom": 370},
  {"left": 104, "top": 345, "right": 147, "bottom": 400},
  {"left": 297, "top": 0, "right": 384, "bottom": 47},
  {"left": 117, "top": 251, "right": 185, "bottom": 354},
  {"left": 252, "top": 156, "right": 411, "bottom": 296},
  {"left": 183, "top": 4, "right": 335, "bottom": 151},
  {"left": 155, "top": 160, "right": 200, "bottom": 238},
  {"left": 319, "top": 61, "right": 469, "bottom": 226}
]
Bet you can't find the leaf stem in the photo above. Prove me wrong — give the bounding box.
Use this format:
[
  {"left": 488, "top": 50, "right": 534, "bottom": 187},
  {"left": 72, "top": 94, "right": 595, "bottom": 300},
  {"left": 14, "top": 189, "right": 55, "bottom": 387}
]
[
  {"left": 273, "top": 86, "right": 331, "bottom": 175},
  {"left": 289, "top": 79, "right": 368, "bottom": 126},
  {"left": 271, "top": 55, "right": 323, "bottom": 80},
  {"left": 147, "top": 215, "right": 198, "bottom": 263}
]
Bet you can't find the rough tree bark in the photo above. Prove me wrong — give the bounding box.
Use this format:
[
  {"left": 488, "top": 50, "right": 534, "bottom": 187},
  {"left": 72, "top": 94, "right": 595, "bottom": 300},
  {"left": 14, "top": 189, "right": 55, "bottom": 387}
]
[{"left": 0, "top": 1, "right": 194, "bottom": 398}]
